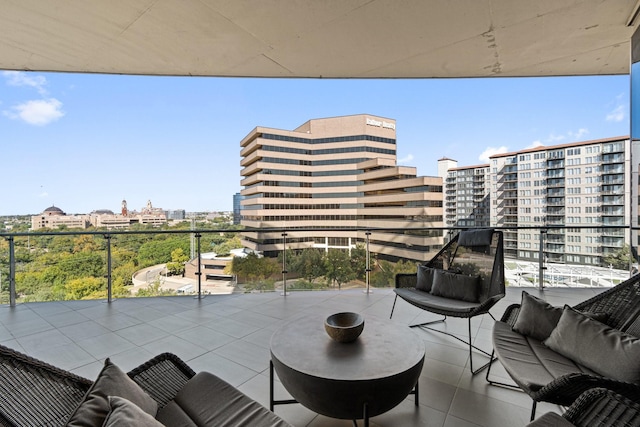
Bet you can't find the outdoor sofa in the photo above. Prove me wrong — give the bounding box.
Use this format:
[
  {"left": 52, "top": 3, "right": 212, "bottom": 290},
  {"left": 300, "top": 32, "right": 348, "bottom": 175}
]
[
  {"left": 488, "top": 275, "right": 640, "bottom": 421},
  {"left": 0, "top": 344, "right": 292, "bottom": 427}
]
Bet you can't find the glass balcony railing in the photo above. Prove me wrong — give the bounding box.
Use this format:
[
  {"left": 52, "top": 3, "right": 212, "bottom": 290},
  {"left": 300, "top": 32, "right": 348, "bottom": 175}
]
[{"left": 0, "top": 225, "right": 636, "bottom": 307}]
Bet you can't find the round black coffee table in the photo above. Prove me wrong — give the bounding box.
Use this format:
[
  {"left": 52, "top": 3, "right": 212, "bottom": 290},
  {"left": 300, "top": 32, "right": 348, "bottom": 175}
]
[{"left": 269, "top": 314, "right": 425, "bottom": 426}]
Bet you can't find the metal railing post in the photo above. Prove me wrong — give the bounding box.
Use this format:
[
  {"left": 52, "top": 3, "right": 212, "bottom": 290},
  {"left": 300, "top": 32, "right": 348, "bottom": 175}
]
[
  {"left": 538, "top": 230, "right": 546, "bottom": 290},
  {"left": 363, "top": 231, "right": 372, "bottom": 294},
  {"left": 281, "top": 232, "right": 289, "bottom": 296},
  {"left": 195, "top": 232, "right": 204, "bottom": 299},
  {"left": 8, "top": 236, "right": 16, "bottom": 307},
  {"left": 104, "top": 234, "right": 113, "bottom": 303}
]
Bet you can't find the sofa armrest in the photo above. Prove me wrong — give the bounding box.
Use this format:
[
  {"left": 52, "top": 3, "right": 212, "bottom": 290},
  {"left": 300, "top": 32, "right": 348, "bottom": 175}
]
[
  {"left": 563, "top": 387, "right": 640, "bottom": 426},
  {"left": 531, "top": 372, "right": 640, "bottom": 408},
  {"left": 395, "top": 273, "right": 417, "bottom": 289},
  {"left": 127, "top": 353, "right": 196, "bottom": 408},
  {"left": 499, "top": 303, "right": 521, "bottom": 326}
]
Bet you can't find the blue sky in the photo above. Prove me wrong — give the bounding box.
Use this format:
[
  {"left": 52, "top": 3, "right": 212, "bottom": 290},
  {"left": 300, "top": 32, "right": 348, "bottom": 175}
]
[{"left": 1, "top": 71, "right": 630, "bottom": 216}]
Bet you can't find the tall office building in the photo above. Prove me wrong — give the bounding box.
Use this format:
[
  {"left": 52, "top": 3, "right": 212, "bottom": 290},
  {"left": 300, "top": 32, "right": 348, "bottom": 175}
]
[
  {"left": 445, "top": 136, "right": 630, "bottom": 266},
  {"left": 239, "top": 114, "right": 444, "bottom": 262}
]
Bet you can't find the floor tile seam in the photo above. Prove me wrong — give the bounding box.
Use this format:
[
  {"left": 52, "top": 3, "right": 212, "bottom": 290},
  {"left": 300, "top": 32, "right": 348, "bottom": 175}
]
[
  {"left": 456, "top": 369, "right": 533, "bottom": 411},
  {"left": 211, "top": 340, "right": 271, "bottom": 373},
  {"left": 207, "top": 347, "right": 268, "bottom": 380}
]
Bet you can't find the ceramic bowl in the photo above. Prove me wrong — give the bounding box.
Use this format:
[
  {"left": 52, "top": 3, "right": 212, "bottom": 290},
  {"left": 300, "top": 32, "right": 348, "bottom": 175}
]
[{"left": 324, "top": 312, "right": 365, "bottom": 343}]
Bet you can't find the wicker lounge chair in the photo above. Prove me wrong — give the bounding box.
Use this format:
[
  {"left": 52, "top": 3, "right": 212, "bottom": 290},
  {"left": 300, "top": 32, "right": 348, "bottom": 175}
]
[
  {"left": 0, "top": 343, "right": 292, "bottom": 427},
  {"left": 526, "top": 388, "right": 640, "bottom": 427},
  {"left": 488, "top": 275, "right": 640, "bottom": 420},
  {"left": 390, "top": 228, "right": 505, "bottom": 374}
]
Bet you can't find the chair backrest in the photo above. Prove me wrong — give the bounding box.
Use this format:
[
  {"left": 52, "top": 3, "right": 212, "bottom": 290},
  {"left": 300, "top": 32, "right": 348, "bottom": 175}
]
[
  {"left": 574, "top": 273, "right": 640, "bottom": 337},
  {"left": 0, "top": 343, "right": 92, "bottom": 426},
  {"left": 426, "top": 229, "right": 505, "bottom": 303}
]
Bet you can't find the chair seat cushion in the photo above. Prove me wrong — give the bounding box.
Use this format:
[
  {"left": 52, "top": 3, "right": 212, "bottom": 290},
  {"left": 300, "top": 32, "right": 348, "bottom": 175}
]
[
  {"left": 395, "top": 288, "right": 481, "bottom": 314},
  {"left": 492, "top": 321, "right": 597, "bottom": 394},
  {"left": 159, "top": 371, "right": 292, "bottom": 427}
]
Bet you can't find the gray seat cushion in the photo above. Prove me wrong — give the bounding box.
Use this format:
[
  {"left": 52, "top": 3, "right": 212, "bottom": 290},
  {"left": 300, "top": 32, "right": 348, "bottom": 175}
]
[
  {"left": 395, "top": 288, "right": 481, "bottom": 314},
  {"left": 492, "top": 321, "right": 597, "bottom": 394},
  {"left": 158, "top": 371, "right": 292, "bottom": 427}
]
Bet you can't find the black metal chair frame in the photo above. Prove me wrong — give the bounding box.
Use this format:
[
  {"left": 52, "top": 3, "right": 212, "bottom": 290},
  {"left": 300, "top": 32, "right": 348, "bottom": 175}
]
[{"left": 390, "top": 229, "right": 506, "bottom": 375}]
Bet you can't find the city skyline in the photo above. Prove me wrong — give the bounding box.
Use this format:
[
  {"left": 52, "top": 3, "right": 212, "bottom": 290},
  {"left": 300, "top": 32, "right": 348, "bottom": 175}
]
[{"left": 2, "top": 71, "right": 630, "bottom": 216}]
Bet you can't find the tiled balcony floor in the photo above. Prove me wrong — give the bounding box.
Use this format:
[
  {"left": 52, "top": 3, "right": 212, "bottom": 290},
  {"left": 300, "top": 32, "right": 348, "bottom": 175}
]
[{"left": 0, "top": 286, "right": 605, "bottom": 426}]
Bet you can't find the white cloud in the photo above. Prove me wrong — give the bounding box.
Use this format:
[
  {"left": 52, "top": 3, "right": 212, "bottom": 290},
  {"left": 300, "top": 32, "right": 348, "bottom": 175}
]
[
  {"left": 479, "top": 146, "right": 508, "bottom": 163},
  {"left": 3, "top": 71, "right": 48, "bottom": 95},
  {"left": 569, "top": 128, "right": 589, "bottom": 140},
  {"left": 533, "top": 129, "right": 589, "bottom": 147},
  {"left": 397, "top": 154, "right": 414, "bottom": 164},
  {"left": 606, "top": 105, "right": 625, "bottom": 123},
  {"left": 38, "top": 192, "right": 49, "bottom": 198},
  {"left": 3, "top": 98, "right": 65, "bottom": 126},
  {"left": 527, "top": 141, "right": 544, "bottom": 149}
]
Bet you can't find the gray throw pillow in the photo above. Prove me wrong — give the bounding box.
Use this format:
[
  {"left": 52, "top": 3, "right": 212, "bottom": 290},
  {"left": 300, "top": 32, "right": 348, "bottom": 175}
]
[
  {"left": 66, "top": 358, "right": 157, "bottom": 427},
  {"left": 512, "top": 291, "right": 563, "bottom": 341},
  {"left": 416, "top": 264, "right": 435, "bottom": 292},
  {"left": 430, "top": 269, "right": 480, "bottom": 303},
  {"left": 103, "top": 396, "right": 164, "bottom": 427},
  {"left": 544, "top": 306, "right": 640, "bottom": 383}
]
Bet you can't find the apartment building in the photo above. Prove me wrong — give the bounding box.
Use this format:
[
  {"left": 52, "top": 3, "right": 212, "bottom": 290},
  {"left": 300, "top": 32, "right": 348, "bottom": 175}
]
[
  {"left": 438, "top": 158, "right": 491, "bottom": 231},
  {"left": 239, "top": 114, "right": 444, "bottom": 262},
  {"left": 445, "top": 136, "right": 630, "bottom": 266}
]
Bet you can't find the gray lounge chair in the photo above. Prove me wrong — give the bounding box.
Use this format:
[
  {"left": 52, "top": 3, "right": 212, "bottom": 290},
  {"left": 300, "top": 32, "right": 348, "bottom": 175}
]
[{"left": 390, "top": 228, "right": 506, "bottom": 374}]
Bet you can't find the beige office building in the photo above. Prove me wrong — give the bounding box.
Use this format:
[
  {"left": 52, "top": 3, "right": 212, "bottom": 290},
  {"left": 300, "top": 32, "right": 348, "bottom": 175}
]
[
  {"left": 31, "top": 206, "right": 88, "bottom": 230},
  {"left": 239, "top": 114, "right": 444, "bottom": 262}
]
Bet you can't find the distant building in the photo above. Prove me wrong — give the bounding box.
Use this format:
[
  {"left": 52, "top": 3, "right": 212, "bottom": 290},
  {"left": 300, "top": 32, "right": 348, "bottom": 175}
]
[
  {"left": 89, "top": 209, "right": 131, "bottom": 229},
  {"left": 233, "top": 193, "right": 243, "bottom": 224},
  {"left": 31, "top": 206, "right": 88, "bottom": 230},
  {"left": 184, "top": 248, "right": 259, "bottom": 281},
  {"left": 438, "top": 159, "right": 491, "bottom": 230},
  {"left": 166, "top": 210, "right": 186, "bottom": 220},
  {"left": 126, "top": 200, "right": 167, "bottom": 226},
  {"left": 90, "top": 200, "right": 167, "bottom": 229}
]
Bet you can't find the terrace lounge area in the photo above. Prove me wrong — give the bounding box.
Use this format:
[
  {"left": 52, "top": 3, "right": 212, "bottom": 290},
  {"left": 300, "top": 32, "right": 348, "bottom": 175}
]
[{"left": 0, "top": 285, "right": 603, "bottom": 426}]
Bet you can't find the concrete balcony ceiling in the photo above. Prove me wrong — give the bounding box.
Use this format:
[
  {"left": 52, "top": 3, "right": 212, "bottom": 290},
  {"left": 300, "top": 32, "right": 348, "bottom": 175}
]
[{"left": 0, "top": 0, "right": 637, "bottom": 78}]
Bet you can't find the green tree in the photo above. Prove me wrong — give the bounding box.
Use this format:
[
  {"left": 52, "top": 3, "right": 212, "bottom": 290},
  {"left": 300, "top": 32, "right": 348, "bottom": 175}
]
[
  {"left": 350, "top": 244, "right": 367, "bottom": 281},
  {"left": 64, "top": 277, "right": 106, "bottom": 300},
  {"left": 324, "top": 249, "right": 355, "bottom": 289},
  {"left": 603, "top": 244, "right": 632, "bottom": 270},
  {"left": 138, "top": 237, "right": 189, "bottom": 267},
  {"left": 167, "top": 248, "right": 189, "bottom": 276},
  {"left": 230, "top": 253, "right": 279, "bottom": 289},
  {"left": 136, "top": 280, "right": 176, "bottom": 297},
  {"left": 290, "top": 249, "right": 326, "bottom": 283}
]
